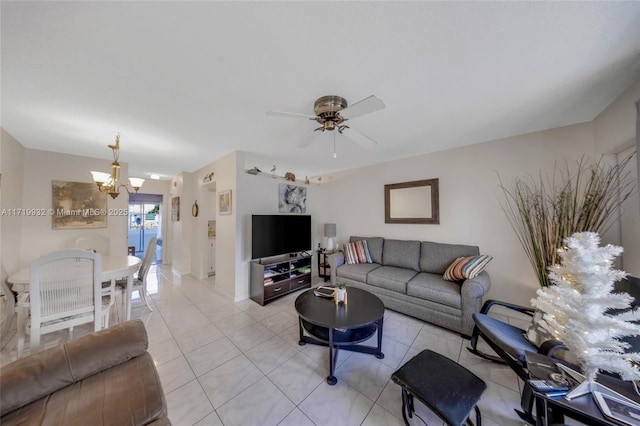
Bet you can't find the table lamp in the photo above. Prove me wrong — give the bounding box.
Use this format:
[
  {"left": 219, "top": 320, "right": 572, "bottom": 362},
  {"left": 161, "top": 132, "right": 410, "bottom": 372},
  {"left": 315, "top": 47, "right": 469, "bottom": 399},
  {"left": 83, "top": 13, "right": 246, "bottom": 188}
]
[{"left": 325, "top": 223, "right": 336, "bottom": 251}]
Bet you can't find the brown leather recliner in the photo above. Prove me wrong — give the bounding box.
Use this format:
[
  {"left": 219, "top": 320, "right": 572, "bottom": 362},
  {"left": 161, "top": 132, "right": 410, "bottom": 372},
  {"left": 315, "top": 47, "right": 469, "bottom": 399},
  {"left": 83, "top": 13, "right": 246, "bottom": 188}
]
[{"left": 0, "top": 319, "right": 170, "bottom": 425}]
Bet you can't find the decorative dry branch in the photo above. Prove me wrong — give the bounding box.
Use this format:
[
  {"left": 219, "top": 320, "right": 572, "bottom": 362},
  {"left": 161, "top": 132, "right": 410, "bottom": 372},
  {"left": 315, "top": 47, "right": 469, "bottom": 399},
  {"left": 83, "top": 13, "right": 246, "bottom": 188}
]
[{"left": 499, "top": 154, "right": 636, "bottom": 287}]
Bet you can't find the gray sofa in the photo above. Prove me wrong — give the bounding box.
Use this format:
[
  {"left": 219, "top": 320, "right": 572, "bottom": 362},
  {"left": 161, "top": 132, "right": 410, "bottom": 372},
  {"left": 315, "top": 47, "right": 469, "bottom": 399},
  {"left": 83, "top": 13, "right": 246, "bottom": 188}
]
[{"left": 328, "top": 237, "right": 491, "bottom": 337}]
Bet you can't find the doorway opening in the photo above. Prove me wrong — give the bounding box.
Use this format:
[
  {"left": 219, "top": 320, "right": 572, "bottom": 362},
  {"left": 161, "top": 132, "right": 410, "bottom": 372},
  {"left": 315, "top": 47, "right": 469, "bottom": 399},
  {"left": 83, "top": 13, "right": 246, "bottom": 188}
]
[{"left": 128, "top": 193, "right": 163, "bottom": 264}]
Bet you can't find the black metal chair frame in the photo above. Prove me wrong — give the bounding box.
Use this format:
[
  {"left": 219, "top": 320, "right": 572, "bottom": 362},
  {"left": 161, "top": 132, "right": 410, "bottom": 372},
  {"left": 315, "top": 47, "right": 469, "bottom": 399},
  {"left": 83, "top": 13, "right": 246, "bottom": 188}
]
[{"left": 468, "top": 299, "right": 566, "bottom": 424}]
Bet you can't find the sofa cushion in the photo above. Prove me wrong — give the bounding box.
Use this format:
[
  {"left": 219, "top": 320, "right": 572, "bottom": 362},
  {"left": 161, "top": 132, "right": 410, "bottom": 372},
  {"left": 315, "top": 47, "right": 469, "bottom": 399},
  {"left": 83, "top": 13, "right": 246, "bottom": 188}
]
[
  {"left": 382, "top": 239, "right": 421, "bottom": 271},
  {"left": 350, "top": 236, "right": 384, "bottom": 264},
  {"left": 420, "top": 241, "right": 479, "bottom": 274},
  {"left": 337, "top": 263, "right": 381, "bottom": 282},
  {"left": 443, "top": 255, "right": 493, "bottom": 281},
  {"left": 0, "top": 319, "right": 148, "bottom": 416},
  {"left": 368, "top": 266, "right": 418, "bottom": 293},
  {"left": 1, "top": 352, "right": 167, "bottom": 426},
  {"left": 407, "top": 272, "right": 463, "bottom": 309},
  {"left": 344, "top": 240, "right": 372, "bottom": 264}
]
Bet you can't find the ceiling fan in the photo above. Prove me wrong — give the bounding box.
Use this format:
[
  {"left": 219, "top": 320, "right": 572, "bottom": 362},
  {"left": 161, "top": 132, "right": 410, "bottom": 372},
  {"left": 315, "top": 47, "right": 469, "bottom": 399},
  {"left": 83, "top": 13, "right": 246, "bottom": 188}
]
[{"left": 267, "top": 95, "right": 385, "bottom": 157}]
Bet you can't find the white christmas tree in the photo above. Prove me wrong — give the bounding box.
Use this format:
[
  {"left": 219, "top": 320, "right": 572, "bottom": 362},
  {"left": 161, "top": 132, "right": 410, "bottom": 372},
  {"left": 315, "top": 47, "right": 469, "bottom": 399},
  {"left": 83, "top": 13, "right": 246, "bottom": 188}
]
[{"left": 531, "top": 232, "right": 640, "bottom": 397}]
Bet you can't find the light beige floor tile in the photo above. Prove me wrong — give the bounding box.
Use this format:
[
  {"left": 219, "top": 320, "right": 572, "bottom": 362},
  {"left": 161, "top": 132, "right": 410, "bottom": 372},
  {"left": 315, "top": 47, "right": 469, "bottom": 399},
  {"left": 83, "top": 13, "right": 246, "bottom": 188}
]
[
  {"left": 156, "top": 355, "right": 196, "bottom": 393},
  {"left": 335, "top": 352, "right": 395, "bottom": 400},
  {"left": 185, "top": 337, "right": 241, "bottom": 377},
  {"left": 173, "top": 323, "right": 225, "bottom": 354},
  {"left": 382, "top": 315, "right": 423, "bottom": 347},
  {"left": 198, "top": 354, "right": 264, "bottom": 409},
  {"left": 458, "top": 344, "right": 520, "bottom": 392},
  {"left": 148, "top": 337, "right": 182, "bottom": 366},
  {"left": 277, "top": 408, "right": 315, "bottom": 426},
  {"left": 244, "top": 335, "right": 299, "bottom": 374},
  {"left": 213, "top": 311, "right": 257, "bottom": 335},
  {"left": 227, "top": 322, "right": 275, "bottom": 352},
  {"left": 193, "top": 411, "right": 224, "bottom": 426},
  {"left": 268, "top": 352, "right": 325, "bottom": 404},
  {"left": 166, "top": 380, "right": 214, "bottom": 426},
  {"left": 216, "top": 376, "right": 295, "bottom": 426},
  {"left": 361, "top": 403, "right": 405, "bottom": 426},
  {"left": 298, "top": 380, "right": 374, "bottom": 426}
]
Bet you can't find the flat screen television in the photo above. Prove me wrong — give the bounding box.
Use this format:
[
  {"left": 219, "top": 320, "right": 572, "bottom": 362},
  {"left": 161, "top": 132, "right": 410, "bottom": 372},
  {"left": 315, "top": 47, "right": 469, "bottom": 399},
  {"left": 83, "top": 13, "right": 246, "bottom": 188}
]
[{"left": 252, "top": 215, "right": 311, "bottom": 259}]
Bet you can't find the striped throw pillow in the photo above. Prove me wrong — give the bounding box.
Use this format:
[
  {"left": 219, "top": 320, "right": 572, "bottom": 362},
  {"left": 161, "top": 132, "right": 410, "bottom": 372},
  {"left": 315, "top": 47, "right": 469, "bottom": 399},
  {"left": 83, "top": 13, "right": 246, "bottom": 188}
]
[
  {"left": 344, "top": 240, "right": 372, "bottom": 265},
  {"left": 443, "top": 255, "right": 493, "bottom": 281}
]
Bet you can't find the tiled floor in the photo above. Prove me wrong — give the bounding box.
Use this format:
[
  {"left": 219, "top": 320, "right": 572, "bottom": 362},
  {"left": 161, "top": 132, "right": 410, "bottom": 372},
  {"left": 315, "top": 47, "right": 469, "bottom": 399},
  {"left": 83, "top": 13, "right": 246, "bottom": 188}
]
[{"left": 2, "top": 265, "right": 541, "bottom": 425}]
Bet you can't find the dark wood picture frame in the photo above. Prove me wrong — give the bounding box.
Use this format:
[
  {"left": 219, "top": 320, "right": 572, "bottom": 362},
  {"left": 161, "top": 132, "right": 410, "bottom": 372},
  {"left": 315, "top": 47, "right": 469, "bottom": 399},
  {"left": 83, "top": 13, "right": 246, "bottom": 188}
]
[{"left": 384, "top": 179, "right": 439, "bottom": 224}]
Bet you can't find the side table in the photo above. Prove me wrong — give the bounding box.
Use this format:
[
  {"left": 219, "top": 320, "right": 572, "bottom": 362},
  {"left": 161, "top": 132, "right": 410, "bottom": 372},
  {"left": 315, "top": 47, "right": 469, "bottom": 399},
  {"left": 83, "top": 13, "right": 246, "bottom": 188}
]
[
  {"left": 317, "top": 249, "right": 336, "bottom": 282},
  {"left": 526, "top": 351, "right": 640, "bottom": 425}
]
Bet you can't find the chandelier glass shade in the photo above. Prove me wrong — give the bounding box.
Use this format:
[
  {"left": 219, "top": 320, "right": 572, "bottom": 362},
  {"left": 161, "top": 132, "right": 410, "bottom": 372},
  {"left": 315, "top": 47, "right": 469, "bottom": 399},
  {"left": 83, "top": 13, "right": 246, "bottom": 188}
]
[{"left": 91, "top": 134, "right": 144, "bottom": 199}]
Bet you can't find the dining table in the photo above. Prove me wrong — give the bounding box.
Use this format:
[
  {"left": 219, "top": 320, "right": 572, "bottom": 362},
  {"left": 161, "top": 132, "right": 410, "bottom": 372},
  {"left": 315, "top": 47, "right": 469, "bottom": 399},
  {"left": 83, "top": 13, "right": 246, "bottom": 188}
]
[{"left": 8, "top": 255, "right": 142, "bottom": 322}]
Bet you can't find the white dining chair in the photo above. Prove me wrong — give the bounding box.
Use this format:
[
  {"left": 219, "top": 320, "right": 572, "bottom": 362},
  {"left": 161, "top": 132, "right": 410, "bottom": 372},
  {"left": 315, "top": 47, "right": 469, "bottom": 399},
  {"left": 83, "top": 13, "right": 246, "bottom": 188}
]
[
  {"left": 16, "top": 249, "right": 115, "bottom": 358},
  {"left": 75, "top": 234, "right": 125, "bottom": 313},
  {"left": 117, "top": 237, "right": 157, "bottom": 312}
]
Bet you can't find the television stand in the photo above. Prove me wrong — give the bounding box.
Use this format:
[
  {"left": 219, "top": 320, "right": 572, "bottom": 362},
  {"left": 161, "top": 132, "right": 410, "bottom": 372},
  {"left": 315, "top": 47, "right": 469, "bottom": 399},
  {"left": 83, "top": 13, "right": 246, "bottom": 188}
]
[{"left": 250, "top": 254, "right": 312, "bottom": 305}]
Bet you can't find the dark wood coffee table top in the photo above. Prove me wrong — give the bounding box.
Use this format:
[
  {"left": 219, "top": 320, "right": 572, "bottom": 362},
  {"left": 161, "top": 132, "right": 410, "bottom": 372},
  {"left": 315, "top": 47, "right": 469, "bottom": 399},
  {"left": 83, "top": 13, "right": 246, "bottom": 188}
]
[{"left": 295, "top": 286, "right": 384, "bottom": 329}]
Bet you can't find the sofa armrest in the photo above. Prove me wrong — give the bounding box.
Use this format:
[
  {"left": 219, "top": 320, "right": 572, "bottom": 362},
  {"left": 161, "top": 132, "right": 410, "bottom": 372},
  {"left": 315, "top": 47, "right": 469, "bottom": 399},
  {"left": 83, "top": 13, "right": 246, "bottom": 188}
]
[
  {"left": 461, "top": 271, "right": 491, "bottom": 300},
  {"left": 460, "top": 271, "right": 491, "bottom": 336},
  {"left": 327, "top": 252, "right": 344, "bottom": 285},
  {"left": 0, "top": 319, "right": 148, "bottom": 416}
]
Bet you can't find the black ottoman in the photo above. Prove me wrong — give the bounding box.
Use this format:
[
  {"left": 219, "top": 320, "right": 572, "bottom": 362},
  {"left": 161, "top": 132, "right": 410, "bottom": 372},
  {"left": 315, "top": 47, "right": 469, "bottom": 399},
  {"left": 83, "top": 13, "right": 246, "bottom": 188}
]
[{"left": 391, "top": 349, "right": 487, "bottom": 426}]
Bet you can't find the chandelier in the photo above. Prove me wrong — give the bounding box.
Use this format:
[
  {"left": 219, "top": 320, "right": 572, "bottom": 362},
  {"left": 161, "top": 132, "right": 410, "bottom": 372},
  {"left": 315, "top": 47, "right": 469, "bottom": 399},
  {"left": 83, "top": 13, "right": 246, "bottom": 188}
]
[{"left": 91, "top": 134, "right": 145, "bottom": 199}]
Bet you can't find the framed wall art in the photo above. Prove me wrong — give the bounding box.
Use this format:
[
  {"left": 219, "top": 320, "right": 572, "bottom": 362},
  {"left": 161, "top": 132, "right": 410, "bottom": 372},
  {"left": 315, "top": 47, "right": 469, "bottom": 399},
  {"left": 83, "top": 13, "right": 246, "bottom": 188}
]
[
  {"left": 51, "top": 180, "right": 107, "bottom": 229},
  {"left": 279, "top": 184, "right": 306, "bottom": 213},
  {"left": 171, "top": 196, "right": 180, "bottom": 221},
  {"left": 384, "top": 179, "right": 439, "bottom": 224},
  {"left": 218, "top": 190, "right": 232, "bottom": 215}
]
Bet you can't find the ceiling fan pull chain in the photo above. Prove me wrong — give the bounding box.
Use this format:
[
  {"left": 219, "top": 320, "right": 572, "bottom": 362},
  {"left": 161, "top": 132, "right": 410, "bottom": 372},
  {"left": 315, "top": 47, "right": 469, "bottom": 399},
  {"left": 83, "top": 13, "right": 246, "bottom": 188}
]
[{"left": 333, "top": 131, "right": 337, "bottom": 159}]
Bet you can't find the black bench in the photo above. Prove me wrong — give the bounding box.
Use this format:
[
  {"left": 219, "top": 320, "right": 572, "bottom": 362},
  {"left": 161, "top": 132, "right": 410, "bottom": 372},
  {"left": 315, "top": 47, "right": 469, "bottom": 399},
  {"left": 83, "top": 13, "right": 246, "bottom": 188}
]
[{"left": 391, "top": 349, "right": 487, "bottom": 426}]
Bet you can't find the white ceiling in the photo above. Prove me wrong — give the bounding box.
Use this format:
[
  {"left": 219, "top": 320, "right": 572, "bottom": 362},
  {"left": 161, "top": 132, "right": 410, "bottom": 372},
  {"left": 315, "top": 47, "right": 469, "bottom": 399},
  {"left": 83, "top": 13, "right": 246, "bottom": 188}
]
[{"left": 2, "top": 1, "right": 640, "bottom": 180}]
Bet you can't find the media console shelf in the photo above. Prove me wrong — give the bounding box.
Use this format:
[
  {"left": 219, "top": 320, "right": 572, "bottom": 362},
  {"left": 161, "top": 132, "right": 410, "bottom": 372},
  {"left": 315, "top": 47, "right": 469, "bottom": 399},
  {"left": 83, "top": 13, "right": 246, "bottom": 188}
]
[{"left": 250, "top": 254, "right": 312, "bottom": 305}]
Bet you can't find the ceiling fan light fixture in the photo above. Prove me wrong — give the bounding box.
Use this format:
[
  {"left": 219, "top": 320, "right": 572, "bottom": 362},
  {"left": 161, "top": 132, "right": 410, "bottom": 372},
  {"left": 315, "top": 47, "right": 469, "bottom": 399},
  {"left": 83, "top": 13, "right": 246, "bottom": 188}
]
[
  {"left": 268, "top": 94, "right": 384, "bottom": 151},
  {"left": 323, "top": 121, "right": 336, "bottom": 131},
  {"left": 314, "top": 95, "right": 348, "bottom": 117}
]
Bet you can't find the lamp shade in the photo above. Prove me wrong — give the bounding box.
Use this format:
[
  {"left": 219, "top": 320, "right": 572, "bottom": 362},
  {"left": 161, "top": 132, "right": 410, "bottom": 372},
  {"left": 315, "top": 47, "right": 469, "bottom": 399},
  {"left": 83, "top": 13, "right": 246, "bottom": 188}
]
[
  {"left": 91, "top": 171, "right": 111, "bottom": 184},
  {"left": 324, "top": 223, "right": 336, "bottom": 238},
  {"left": 128, "top": 177, "right": 145, "bottom": 189}
]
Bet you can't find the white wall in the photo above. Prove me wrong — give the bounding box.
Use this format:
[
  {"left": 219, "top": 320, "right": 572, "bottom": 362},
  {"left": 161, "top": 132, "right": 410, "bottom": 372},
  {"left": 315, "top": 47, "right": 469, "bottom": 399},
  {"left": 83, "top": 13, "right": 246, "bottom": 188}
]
[
  {"left": 0, "top": 129, "right": 25, "bottom": 282},
  {"left": 168, "top": 172, "right": 194, "bottom": 275},
  {"left": 315, "top": 123, "right": 596, "bottom": 306},
  {"left": 593, "top": 79, "right": 640, "bottom": 277},
  {"left": 185, "top": 151, "right": 238, "bottom": 300}
]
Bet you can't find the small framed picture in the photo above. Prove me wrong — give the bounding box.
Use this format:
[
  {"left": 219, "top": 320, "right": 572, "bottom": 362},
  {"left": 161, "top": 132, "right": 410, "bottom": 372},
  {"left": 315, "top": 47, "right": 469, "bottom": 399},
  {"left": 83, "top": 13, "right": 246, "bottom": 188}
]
[
  {"left": 218, "top": 190, "right": 232, "bottom": 215},
  {"left": 171, "top": 196, "right": 180, "bottom": 222},
  {"left": 593, "top": 391, "right": 640, "bottom": 426}
]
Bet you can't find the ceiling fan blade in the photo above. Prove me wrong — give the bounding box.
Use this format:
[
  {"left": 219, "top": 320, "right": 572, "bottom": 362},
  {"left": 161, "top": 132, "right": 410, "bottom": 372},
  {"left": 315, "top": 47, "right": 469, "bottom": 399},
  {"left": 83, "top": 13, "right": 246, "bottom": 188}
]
[
  {"left": 339, "top": 95, "right": 385, "bottom": 119},
  {"left": 341, "top": 127, "right": 379, "bottom": 148},
  {"left": 266, "top": 110, "right": 317, "bottom": 119},
  {"left": 298, "top": 129, "right": 322, "bottom": 147}
]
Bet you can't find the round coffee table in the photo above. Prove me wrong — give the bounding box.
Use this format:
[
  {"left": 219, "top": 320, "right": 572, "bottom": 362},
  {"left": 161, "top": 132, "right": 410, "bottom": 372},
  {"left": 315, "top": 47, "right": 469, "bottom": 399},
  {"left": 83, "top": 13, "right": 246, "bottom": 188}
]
[{"left": 295, "top": 286, "right": 385, "bottom": 385}]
